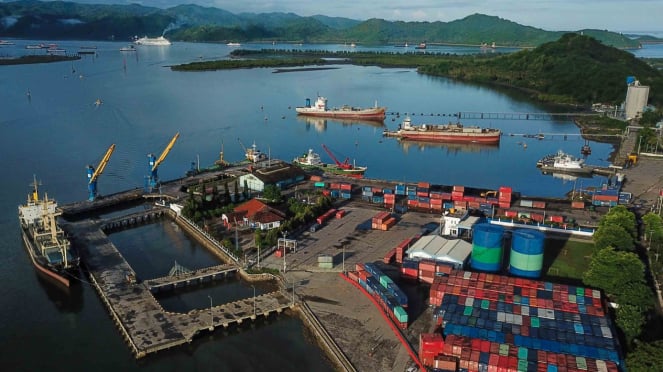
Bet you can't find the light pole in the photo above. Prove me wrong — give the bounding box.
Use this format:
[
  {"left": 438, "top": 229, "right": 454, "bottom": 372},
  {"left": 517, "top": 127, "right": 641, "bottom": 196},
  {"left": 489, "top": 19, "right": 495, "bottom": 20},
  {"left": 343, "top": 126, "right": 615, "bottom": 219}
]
[
  {"left": 282, "top": 231, "right": 288, "bottom": 273},
  {"left": 207, "top": 295, "right": 213, "bottom": 331},
  {"left": 251, "top": 285, "right": 256, "bottom": 316},
  {"left": 342, "top": 243, "right": 346, "bottom": 273}
]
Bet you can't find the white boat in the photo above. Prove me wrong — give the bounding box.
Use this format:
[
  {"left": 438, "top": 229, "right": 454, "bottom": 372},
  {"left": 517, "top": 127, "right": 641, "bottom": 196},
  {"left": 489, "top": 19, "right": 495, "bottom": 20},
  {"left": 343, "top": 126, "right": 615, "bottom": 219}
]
[
  {"left": 0, "top": 40, "right": 15, "bottom": 45},
  {"left": 226, "top": 42, "right": 241, "bottom": 47},
  {"left": 134, "top": 36, "right": 171, "bottom": 46},
  {"left": 537, "top": 150, "right": 590, "bottom": 174},
  {"left": 120, "top": 45, "right": 136, "bottom": 52}
]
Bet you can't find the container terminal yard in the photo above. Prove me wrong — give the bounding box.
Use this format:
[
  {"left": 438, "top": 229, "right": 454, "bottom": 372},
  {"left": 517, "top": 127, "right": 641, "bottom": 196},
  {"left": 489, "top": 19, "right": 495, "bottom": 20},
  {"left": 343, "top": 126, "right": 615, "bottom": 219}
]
[{"left": 51, "top": 131, "right": 663, "bottom": 371}]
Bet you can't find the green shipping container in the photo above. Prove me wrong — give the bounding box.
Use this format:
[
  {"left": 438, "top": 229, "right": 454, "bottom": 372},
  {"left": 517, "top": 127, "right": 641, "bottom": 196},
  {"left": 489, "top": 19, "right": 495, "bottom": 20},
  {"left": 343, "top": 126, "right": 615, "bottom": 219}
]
[
  {"left": 517, "top": 347, "right": 527, "bottom": 359},
  {"left": 314, "top": 182, "right": 326, "bottom": 188},
  {"left": 498, "top": 344, "right": 509, "bottom": 356},
  {"left": 393, "top": 306, "right": 408, "bottom": 323},
  {"left": 531, "top": 317, "right": 540, "bottom": 328},
  {"left": 517, "top": 359, "right": 528, "bottom": 372},
  {"left": 379, "top": 275, "right": 394, "bottom": 288},
  {"left": 464, "top": 306, "right": 473, "bottom": 316}
]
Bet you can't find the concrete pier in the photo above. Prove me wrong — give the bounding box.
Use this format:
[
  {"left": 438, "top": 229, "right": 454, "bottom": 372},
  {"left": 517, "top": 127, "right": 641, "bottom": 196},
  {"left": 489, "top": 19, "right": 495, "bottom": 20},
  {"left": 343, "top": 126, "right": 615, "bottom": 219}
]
[{"left": 63, "top": 220, "right": 292, "bottom": 359}]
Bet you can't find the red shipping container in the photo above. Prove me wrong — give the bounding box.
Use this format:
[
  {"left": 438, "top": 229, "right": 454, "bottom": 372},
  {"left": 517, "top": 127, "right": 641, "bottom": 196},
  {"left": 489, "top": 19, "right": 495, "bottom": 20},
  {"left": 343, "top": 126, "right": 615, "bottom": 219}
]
[
  {"left": 335, "top": 209, "right": 346, "bottom": 219},
  {"left": 340, "top": 182, "right": 352, "bottom": 191},
  {"left": 309, "top": 175, "right": 322, "bottom": 182},
  {"left": 532, "top": 201, "right": 546, "bottom": 209},
  {"left": 418, "top": 181, "right": 431, "bottom": 189},
  {"left": 499, "top": 202, "right": 511, "bottom": 208}
]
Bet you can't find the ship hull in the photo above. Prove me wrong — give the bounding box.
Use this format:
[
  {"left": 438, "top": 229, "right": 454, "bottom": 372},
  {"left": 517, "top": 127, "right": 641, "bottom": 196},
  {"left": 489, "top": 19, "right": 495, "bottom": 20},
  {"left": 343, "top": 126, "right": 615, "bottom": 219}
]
[
  {"left": 390, "top": 132, "right": 501, "bottom": 144},
  {"left": 294, "top": 162, "right": 366, "bottom": 177},
  {"left": 21, "top": 228, "right": 73, "bottom": 287},
  {"left": 295, "top": 107, "right": 386, "bottom": 121}
]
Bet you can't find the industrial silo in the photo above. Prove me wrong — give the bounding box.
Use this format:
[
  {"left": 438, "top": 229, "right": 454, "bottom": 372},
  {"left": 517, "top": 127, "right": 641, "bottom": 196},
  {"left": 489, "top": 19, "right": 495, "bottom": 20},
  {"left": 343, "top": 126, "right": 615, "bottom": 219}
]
[
  {"left": 471, "top": 224, "right": 504, "bottom": 272},
  {"left": 509, "top": 229, "right": 545, "bottom": 278}
]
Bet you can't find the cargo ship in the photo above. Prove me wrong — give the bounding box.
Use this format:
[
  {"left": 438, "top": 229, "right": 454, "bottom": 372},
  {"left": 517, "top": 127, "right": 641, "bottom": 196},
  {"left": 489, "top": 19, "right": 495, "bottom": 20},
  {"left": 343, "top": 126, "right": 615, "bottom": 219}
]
[
  {"left": 383, "top": 117, "right": 501, "bottom": 144},
  {"left": 134, "top": 36, "right": 171, "bottom": 46},
  {"left": 18, "top": 176, "right": 79, "bottom": 287},
  {"left": 293, "top": 148, "right": 367, "bottom": 177},
  {"left": 295, "top": 96, "right": 386, "bottom": 121}
]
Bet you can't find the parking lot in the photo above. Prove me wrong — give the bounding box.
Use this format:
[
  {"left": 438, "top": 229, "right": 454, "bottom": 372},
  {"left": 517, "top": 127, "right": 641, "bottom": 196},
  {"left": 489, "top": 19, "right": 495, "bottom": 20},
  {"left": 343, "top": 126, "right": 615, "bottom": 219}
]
[{"left": 261, "top": 204, "right": 440, "bottom": 272}]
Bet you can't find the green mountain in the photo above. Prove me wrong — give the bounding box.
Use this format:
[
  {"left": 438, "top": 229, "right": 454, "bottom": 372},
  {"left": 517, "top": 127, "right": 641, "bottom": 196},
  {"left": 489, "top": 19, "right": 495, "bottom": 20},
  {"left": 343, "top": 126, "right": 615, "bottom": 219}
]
[
  {"left": 419, "top": 33, "right": 663, "bottom": 105},
  {"left": 0, "top": 1, "right": 646, "bottom": 48}
]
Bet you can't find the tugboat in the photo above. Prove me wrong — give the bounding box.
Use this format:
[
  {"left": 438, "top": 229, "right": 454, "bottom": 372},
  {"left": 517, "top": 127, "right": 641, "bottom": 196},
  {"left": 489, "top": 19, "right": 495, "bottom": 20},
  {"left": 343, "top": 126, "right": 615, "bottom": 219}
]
[
  {"left": 18, "top": 176, "right": 79, "bottom": 287},
  {"left": 581, "top": 140, "right": 592, "bottom": 155}
]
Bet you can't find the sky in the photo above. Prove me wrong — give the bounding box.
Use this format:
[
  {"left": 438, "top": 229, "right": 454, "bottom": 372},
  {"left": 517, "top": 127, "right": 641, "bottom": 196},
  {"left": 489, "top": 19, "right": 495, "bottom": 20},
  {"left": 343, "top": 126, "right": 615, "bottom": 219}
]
[{"left": 10, "top": 0, "right": 663, "bottom": 33}]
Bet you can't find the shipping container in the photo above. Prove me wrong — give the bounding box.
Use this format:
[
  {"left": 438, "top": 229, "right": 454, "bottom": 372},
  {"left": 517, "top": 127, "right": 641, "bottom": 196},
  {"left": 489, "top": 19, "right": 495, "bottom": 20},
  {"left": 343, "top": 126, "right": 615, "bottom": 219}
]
[
  {"left": 309, "top": 175, "right": 322, "bottom": 182},
  {"left": 314, "top": 181, "right": 326, "bottom": 188}
]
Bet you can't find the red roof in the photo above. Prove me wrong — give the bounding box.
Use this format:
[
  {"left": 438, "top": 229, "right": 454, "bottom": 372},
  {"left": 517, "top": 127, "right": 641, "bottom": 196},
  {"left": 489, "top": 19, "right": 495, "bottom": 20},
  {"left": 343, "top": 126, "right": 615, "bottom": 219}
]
[{"left": 234, "top": 199, "right": 285, "bottom": 224}]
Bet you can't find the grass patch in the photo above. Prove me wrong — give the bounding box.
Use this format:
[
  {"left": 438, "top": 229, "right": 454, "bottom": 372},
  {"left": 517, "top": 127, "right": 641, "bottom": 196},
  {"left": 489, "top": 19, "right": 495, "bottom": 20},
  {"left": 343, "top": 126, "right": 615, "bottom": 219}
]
[{"left": 543, "top": 239, "right": 595, "bottom": 281}]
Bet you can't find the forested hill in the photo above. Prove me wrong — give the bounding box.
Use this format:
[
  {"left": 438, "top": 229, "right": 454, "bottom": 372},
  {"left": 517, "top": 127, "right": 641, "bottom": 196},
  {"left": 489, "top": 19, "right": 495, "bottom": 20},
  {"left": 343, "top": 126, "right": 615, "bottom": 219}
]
[
  {"left": 0, "top": 0, "right": 646, "bottom": 48},
  {"left": 419, "top": 33, "right": 663, "bottom": 106}
]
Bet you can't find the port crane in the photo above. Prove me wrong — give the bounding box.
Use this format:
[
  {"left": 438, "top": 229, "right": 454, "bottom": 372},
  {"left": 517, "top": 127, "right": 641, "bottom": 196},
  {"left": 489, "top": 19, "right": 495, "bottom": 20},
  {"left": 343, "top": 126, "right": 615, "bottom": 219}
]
[
  {"left": 146, "top": 132, "right": 180, "bottom": 192},
  {"left": 87, "top": 144, "right": 116, "bottom": 201},
  {"left": 321, "top": 144, "right": 353, "bottom": 170}
]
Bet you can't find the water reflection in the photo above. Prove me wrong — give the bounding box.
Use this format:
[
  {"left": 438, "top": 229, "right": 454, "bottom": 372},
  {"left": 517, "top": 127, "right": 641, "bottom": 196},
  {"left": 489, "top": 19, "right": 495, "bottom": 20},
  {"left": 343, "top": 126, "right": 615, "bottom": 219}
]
[
  {"left": 35, "top": 273, "right": 84, "bottom": 313},
  {"left": 296, "top": 115, "right": 384, "bottom": 132},
  {"left": 395, "top": 138, "right": 500, "bottom": 155}
]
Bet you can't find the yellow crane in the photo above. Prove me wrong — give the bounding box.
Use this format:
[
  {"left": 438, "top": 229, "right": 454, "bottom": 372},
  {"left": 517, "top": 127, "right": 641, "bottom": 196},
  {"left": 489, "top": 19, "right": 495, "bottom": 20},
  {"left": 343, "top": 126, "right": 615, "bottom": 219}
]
[
  {"left": 147, "top": 132, "right": 180, "bottom": 192},
  {"left": 87, "top": 144, "right": 116, "bottom": 201}
]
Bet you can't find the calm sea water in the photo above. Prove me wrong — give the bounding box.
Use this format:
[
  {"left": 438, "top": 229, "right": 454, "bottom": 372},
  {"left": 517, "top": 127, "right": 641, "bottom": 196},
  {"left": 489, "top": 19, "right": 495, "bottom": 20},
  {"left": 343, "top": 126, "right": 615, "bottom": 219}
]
[{"left": 1, "top": 40, "right": 660, "bottom": 371}]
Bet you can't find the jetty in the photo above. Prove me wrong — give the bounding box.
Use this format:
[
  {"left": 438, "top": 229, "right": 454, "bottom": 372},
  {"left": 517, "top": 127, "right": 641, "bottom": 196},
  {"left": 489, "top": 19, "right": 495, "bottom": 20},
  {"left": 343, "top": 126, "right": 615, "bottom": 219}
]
[{"left": 62, "top": 216, "right": 292, "bottom": 359}]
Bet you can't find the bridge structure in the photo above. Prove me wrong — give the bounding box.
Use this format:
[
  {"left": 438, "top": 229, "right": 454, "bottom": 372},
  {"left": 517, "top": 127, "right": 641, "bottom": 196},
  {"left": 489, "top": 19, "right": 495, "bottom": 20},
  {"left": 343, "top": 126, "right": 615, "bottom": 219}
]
[{"left": 145, "top": 262, "right": 239, "bottom": 292}]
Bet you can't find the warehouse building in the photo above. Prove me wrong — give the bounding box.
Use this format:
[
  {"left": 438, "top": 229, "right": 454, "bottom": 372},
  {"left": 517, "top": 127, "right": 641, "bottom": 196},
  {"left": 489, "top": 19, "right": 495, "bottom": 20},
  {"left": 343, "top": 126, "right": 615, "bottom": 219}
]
[{"left": 406, "top": 235, "right": 472, "bottom": 269}]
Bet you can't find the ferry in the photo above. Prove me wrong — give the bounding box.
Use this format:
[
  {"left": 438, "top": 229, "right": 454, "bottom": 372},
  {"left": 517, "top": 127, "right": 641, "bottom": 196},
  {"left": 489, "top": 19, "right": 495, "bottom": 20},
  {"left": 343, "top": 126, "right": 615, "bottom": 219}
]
[
  {"left": 134, "top": 36, "right": 171, "bottom": 46},
  {"left": 226, "top": 42, "right": 241, "bottom": 47},
  {"left": 295, "top": 96, "right": 386, "bottom": 121},
  {"left": 18, "top": 176, "right": 80, "bottom": 287},
  {"left": 383, "top": 117, "right": 501, "bottom": 144}
]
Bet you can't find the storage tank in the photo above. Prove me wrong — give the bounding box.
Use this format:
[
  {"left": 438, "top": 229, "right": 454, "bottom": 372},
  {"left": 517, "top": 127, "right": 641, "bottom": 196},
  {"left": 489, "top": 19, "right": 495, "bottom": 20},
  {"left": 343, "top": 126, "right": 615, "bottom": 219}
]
[
  {"left": 471, "top": 224, "right": 504, "bottom": 272},
  {"left": 509, "top": 229, "right": 545, "bottom": 278}
]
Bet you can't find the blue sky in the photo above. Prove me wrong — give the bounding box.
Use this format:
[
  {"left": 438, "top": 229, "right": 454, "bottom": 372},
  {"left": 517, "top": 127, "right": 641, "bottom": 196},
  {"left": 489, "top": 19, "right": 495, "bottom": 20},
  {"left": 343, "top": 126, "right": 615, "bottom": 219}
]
[{"left": 13, "top": 0, "right": 663, "bottom": 33}]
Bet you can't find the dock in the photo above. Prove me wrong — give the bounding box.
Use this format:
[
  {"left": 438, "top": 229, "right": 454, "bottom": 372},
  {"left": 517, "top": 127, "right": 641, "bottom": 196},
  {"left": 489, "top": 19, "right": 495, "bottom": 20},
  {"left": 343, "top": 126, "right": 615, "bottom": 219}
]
[{"left": 63, "top": 218, "right": 293, "bottom": 359}]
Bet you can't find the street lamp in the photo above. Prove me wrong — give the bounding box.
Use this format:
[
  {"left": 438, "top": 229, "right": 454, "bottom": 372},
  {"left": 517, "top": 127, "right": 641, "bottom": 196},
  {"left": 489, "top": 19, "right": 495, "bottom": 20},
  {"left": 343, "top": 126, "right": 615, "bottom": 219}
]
[
  {"left": 251, "top": 285, "right": 256, "bottom": 316},
  {"left": 207, "top": 295, "right": 213, "bottom": 331},
  {"left": 342, "top": 242, "right": 346, "bottom": 273},
  {"left": 282, "top": 230, "right": 288, "bottom": 273}
]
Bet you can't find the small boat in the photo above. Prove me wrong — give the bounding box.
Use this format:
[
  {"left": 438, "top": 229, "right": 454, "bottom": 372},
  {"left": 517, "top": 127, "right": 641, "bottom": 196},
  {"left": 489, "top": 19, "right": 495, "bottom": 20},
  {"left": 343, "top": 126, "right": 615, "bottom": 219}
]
[
  {"left": 581, "top": 141, "right": 592, "bottom": 155},
  {"left": 415, "top": 42, "right": 427, "bottom": 49},
  {"left": 226, "top": 42, "right": 241, "bottom": 47},
  {"left": 26, "top": 44, "right": 44, "bottom": 49},
  {"left": 94, "top": 99, "right": 103, "bottom": 106},
  {"left": 0, "top": 40, "right": 15, "bottom": 45},
  {"left": 295, "top": 96, "right": 386, "bottom": 121},
  {"left": 293, "top": 147, "right": 366, "bottom": 177},
  {"left": 120, "top": 45, "right": 136, "bottom": 52},
  {"left": 18, "top": 176, "right": 80, "bottom": 287},
  {"left": 536, "top": 150, "right": 591, "bottom": 174},
  {"left": 383, "top": 117, "right": 501, "bottom": 144}
]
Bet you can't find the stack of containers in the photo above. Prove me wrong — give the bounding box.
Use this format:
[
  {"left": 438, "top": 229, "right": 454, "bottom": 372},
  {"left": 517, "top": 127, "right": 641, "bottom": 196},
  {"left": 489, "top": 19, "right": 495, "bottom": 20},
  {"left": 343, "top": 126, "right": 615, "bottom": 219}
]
[
  {"left": 383, "top": 248, "right": 396, "bottom": 264},
  {"left": 429, "top": 270, "right": 622, "bottom": 367},
  {"left": 395, "top": 236, "right": 417, "bottom": 263},
  {"left": 353, "top": 263, "right": 409, "bottom": 329},
  {"left": 429, "top": 190, "right": 443, "bottom": 211},
  {"left": 371, "top": 186, "right": 384, "bottom": 204},
  {"left": 471, "top": 223, "right": 505, "bottom": 273},
  {"left": 339, "top": 182, "right": 352, "bottom": 199},
  {"left": 419, "top": 259, "right": 437, "bottom": 284},
  {"left": 592, "top": 189, "right": 619, "bottom": 207},
  {"left": 440, "top": 334, "right": 620, "bottom": 372},
  {"left": 400, "top": 258, "right": 419, "bottom": 280},
  {"left": 499, "top": 186, "right": 512, "bottom": 208},
  {"left": 318, "top": 254, "right": 333, "bottom": 269},
  {"left": 395, "top": 184, "right": 406, "bottom": 196},
  {"left": 406, "top": 184, "right": 418, "bottom": 209},
  {"left": 419, "top": 333, "right": 445, "bottom": 368},
  {"left": 371, "top": 211, "right": 397, "bottom": 231},
  {"left": 417, "top": 182, "right": 430, "bottom": 210},
  {"left": 328, "top": 182, "right": 341, "bottom": 198},
  {"left": 361, "top": 186, "right": 373, "bottom": 202},
  {"left": 383, "top": 188, "right": 396, "bottom": 209}
]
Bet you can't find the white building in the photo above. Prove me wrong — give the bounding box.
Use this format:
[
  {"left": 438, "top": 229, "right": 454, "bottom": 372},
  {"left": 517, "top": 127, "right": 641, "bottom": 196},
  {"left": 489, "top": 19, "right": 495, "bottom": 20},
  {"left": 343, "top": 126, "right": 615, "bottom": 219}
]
[
  {"left": 440, "top": 210, "right": 481, "bottom": 237},
  {"left": 624, "top": 80, "right": 649, "bottom": 121},
  {"left": 406, "top": 235, "right": 473, "bottom": 269}
]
